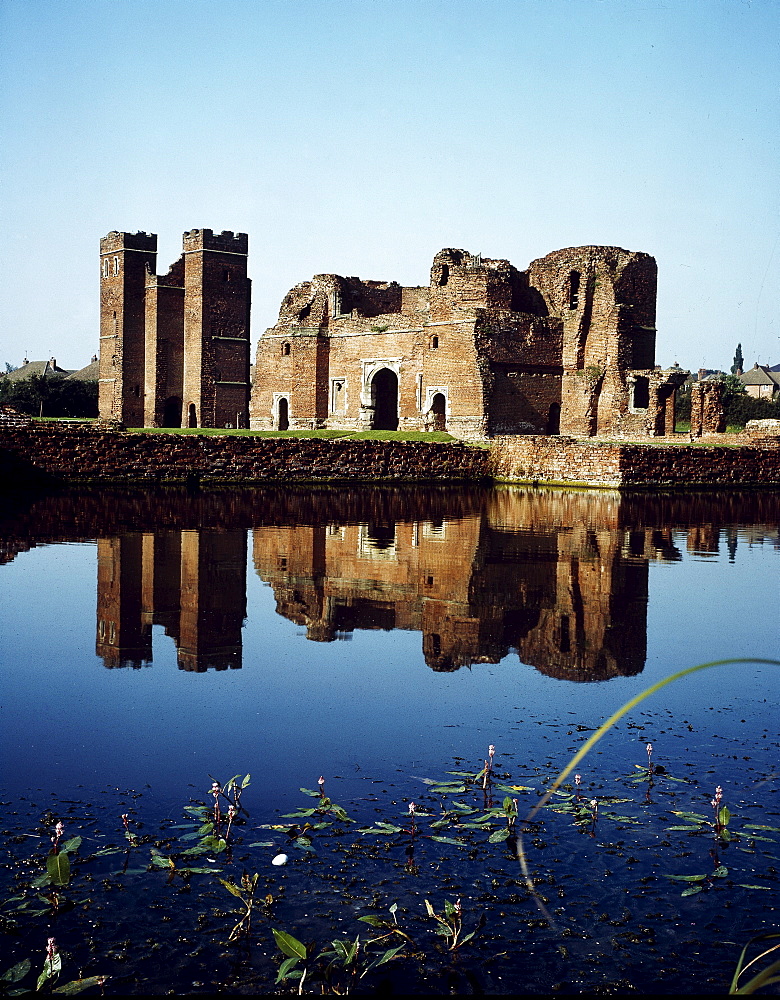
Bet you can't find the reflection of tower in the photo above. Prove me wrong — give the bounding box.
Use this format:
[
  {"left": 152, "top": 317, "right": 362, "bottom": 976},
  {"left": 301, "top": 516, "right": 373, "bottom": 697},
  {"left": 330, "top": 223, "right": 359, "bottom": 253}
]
[
  {"left": 96, "top": 534, "right": 152, "bottom": 668},
  {"left": 178, "top": 530, "right": 247, "bottom": 671},
  {"left": 96, "top": 529, "right": 247, "bottom": 671}
]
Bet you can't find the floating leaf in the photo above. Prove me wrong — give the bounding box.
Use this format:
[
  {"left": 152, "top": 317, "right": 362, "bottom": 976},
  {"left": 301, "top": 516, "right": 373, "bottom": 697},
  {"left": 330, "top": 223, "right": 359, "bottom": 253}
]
[
  {"left": 737, "top": 884, "right": 772, "bottom": 890},
  {"left": 681, "top": 885, "right": 704, "bottom": 896},
  {"left": 711, "top": 866, "right": 728, "bottom": 878},
  {"left": 429, "top": 835, "right": 466, "bottom": 846},
  {"left": 664, "top": 874, "right": 707, "bottom": 882},
  {"left": 52, "top": 976, "right": 108, "bottom": 995},
  {"left": 1, "top": 959, "right": 31, "bottom": 983},
  {"left": 488, "top": 829, "right": 509, "bottom": 843},
  {"left": 272, "top": 928, "right": 308, "bottom": 960},
  {"left": 60, "top": 836, "right": 82, "bottom": 855}
]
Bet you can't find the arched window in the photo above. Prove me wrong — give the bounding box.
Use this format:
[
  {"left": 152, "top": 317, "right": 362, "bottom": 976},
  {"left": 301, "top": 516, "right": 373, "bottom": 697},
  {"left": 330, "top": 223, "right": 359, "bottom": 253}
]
[
  {"left": 281, "top": 342, "right": 291, "bottom": 357},
  {"left": 430, "top": 335, "right": 439, "bottom": 349},
  {"left": 113, "top": 256, "right": 120, "bottom": 276},
  {"left": 438, "top": 265, "right": 449, "bottom": 286},
  {"left": 102, "top": 259, "right": 109, "bottom": 278}
]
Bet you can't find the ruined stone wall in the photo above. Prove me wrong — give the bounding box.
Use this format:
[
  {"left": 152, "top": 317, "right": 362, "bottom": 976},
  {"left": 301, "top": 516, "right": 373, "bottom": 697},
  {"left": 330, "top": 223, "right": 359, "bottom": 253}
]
[
  {"left": 490, "top": 435, "right": 780, "bottom": 488},
  {"left": 0, "top": 424, "right": 490, "bottom": 485},
  {"left": 690, "top": 381, "right": 726, "bottom": 436},
  {"left": 527, "top": 247, "right": 658, "bottom": 437}
]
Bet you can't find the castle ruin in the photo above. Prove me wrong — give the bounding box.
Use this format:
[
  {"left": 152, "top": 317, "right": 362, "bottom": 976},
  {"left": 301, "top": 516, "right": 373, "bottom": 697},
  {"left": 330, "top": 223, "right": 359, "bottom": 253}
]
[
  {"left": 250, "top": 245, "right": 687, "bottom": 438},
  {"left": 100, "top": 233, "right": 686, "bottom": 439}
]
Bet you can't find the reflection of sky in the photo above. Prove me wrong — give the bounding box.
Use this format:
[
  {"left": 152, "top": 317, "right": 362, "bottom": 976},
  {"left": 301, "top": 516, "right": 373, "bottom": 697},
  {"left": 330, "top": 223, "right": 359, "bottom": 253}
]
[{"left": 0, "top": 523, "right": 777, "bottom": 815}]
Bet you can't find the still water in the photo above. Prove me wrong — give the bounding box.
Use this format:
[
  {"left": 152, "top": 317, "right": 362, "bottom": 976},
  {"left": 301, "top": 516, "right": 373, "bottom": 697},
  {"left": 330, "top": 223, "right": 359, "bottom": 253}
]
[{"left": 0, "top": 486, "right": 778, "bottom": 994}]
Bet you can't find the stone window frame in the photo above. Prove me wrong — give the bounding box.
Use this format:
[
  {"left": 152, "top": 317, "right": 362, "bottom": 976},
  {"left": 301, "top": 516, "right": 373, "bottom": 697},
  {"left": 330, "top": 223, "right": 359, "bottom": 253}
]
[
  {"left": 629, "top": 375, "right": 650, "bottom": 412},
  {"left": 422, "top": 385, "right": 449, "bottom": 417},
  {"left": 102, "top": 259, "right": 109, "bottom": 279},
  {"left": 281, "top": 341, "right": 291, "bottom": 357},
  {"left": 330, "top": 377, "right": 347, "bottom": 415},
  {"left": 113, "top": 256, "right": 120, "bottom": 276},
  {"left": 429, "top": 334, "right": 439, "bottom": 349}
]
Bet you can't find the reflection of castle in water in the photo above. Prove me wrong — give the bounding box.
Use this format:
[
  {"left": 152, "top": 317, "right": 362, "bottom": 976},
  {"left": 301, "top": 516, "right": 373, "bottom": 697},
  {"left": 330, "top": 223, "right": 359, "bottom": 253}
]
[
  {"left": 252, "top": 492, "right": 681, "bottom": 681},
  {"left": 96, "top": 530, "right": 247, "bottom": 670},
  {"left": 57, "top": 487, "right": 774, "bottom": 679}
]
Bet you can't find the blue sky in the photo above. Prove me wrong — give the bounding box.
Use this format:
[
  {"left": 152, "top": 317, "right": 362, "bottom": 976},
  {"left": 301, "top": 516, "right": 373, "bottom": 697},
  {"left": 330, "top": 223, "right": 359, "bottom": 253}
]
[{"left": 1, "top": 0, "right": 778, "bottom": 372}]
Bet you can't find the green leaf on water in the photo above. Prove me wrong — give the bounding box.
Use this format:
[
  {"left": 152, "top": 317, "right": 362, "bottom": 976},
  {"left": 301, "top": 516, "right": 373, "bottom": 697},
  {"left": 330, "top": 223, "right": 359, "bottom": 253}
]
[
  {"left": 737, "top": 884, "right": 772, "bottom": 890},
  {"left": 248, "top": 840, "right": 275, "bottom": 848},
  {"left": 664, "top": 873, "right": 707, "bottom": 882},
  {"left": 711, "top": 865, "right": 728, "bottom": 878},
  {"left": 273, "top": 928, "right": 308, "bottom": 960},
  {"left": 52, "top": 976, "right": 108, "bottom": 995},
  {"left": 744, "top": 824, "right": 780, "bottom": 832},
  {"left": 681, "top": 885, "right": 704, "bottom": 897},
  {"left": 47, "top": 852, "right": 71, "bottom": 886},
  {"left": 488, "top": 829, "right": 509, "bottom": 843},
  {"left": 1, "top": 959, "right": 31, "bottom": 983},
  {"left": 429, "top": 835, "right": 466, "bottom": 846},
  {"left": 60, "top": 836, "right": 82, "bottom": 855}
]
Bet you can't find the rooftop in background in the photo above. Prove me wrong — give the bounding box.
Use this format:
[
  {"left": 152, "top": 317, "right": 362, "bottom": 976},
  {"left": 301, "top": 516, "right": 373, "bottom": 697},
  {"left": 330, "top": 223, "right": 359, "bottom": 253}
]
[{"left": 2, "top": 358, "right": 73, "bottom": 382}]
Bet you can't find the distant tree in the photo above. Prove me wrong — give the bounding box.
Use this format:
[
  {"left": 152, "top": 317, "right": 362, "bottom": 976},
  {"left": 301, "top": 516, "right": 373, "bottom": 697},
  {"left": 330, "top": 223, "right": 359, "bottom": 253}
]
[
  {"left": 0, "top": 374, "right": 98, "bottom": 417},
  {"left": 4, "top": 362, "right": 18, "bottom": 373},
  {"left": 731, "top": 343, "right": 744, "bottom": 375},
  {"left": 716, "top": 372, "right": 779, "bottom": 427}
]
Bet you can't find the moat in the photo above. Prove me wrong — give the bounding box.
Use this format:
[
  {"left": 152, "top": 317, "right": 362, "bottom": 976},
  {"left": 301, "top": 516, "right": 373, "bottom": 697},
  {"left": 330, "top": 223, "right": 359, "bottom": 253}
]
[{"left": 0, "top": 485, "right": 777, "bottom": 994}]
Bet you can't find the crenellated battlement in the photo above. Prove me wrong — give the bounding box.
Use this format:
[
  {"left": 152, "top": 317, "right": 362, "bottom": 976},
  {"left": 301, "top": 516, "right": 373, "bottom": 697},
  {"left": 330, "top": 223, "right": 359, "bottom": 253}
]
[
  {"left": 182, "top": 228, "right": 248, "bottom": 255},
  {"left": 100, "top": 231, "right": 157, "bottom": 254}
]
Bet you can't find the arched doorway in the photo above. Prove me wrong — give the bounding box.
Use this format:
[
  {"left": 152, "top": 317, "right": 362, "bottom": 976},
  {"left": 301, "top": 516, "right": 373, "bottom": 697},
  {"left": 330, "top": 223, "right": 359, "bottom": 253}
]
[
  {"left": 371, "top": 368, "right": 398, "bottom": 430},
  {"left": 431, "top": 392, "right": 446, "bottom": 431},
  {"left": 162, "top": 396, "right": 182, "bottom": 428},
  {"left": 277, "top": 397, "right": 289, "bottom": 431},
  {"left": 546, "top": 401, "right": 560, "bottom": 434},
  {"left": 188, "top": 403, "right": 197, "bottom": 428}
]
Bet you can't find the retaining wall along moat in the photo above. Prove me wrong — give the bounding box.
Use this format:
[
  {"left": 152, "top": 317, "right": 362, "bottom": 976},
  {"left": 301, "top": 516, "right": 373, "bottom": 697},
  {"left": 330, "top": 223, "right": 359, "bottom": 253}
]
[{"left": 1, "top": 423, "right": 779, "bottom": 489}]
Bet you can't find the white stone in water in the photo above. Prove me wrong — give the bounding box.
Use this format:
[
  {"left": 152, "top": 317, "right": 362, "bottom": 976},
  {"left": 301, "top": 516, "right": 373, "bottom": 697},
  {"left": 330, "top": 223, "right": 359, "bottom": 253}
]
[{"left": 272, "top": 853, "right": 288, "bottom": 866}]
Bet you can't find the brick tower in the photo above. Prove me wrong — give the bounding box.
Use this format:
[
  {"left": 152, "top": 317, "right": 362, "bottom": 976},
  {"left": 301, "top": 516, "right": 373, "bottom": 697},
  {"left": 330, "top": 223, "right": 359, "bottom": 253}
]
[
  {"left": 99, "top": 231, "right": 157, "bottom": 425},
  {"left": 182, "top": 229, "right": 251, "bottom": 428}
]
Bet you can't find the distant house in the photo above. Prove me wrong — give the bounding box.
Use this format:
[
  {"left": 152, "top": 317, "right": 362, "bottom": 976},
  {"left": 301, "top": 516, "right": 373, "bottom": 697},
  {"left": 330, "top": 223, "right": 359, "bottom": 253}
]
[
  {"left": 740, "top": 364, "right": 780, "bottom": 400},
  {"left": 66, "top": 356, "right": 99, "bottom": 382},
  {"left": 2, "top": 358, "right": 73, "bottom": 382}
]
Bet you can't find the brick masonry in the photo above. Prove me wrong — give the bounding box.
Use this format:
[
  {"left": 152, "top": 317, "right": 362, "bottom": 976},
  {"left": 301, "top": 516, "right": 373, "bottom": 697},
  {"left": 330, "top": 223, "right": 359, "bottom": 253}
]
[{"left": 1, "top": 423, "right": 778, "bottom": 488}]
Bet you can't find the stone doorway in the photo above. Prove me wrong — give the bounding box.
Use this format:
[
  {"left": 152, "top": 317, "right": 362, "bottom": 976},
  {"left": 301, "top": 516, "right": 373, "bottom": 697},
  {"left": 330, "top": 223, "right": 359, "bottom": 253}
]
[
  {"left": 188, "top": 403, "right": 197, "bottom": 428},
  {"left": 277, "top": 397, "right": 289, "bottom": 431},
  {"left": 162, "top": 396, "right": 182, "bottom": 428},
  {"left": 431, "top": 392, "right": 446, "bottom": 431},
  {"left": 371, "top": 368, "right": 398, "bottom": 430}
]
